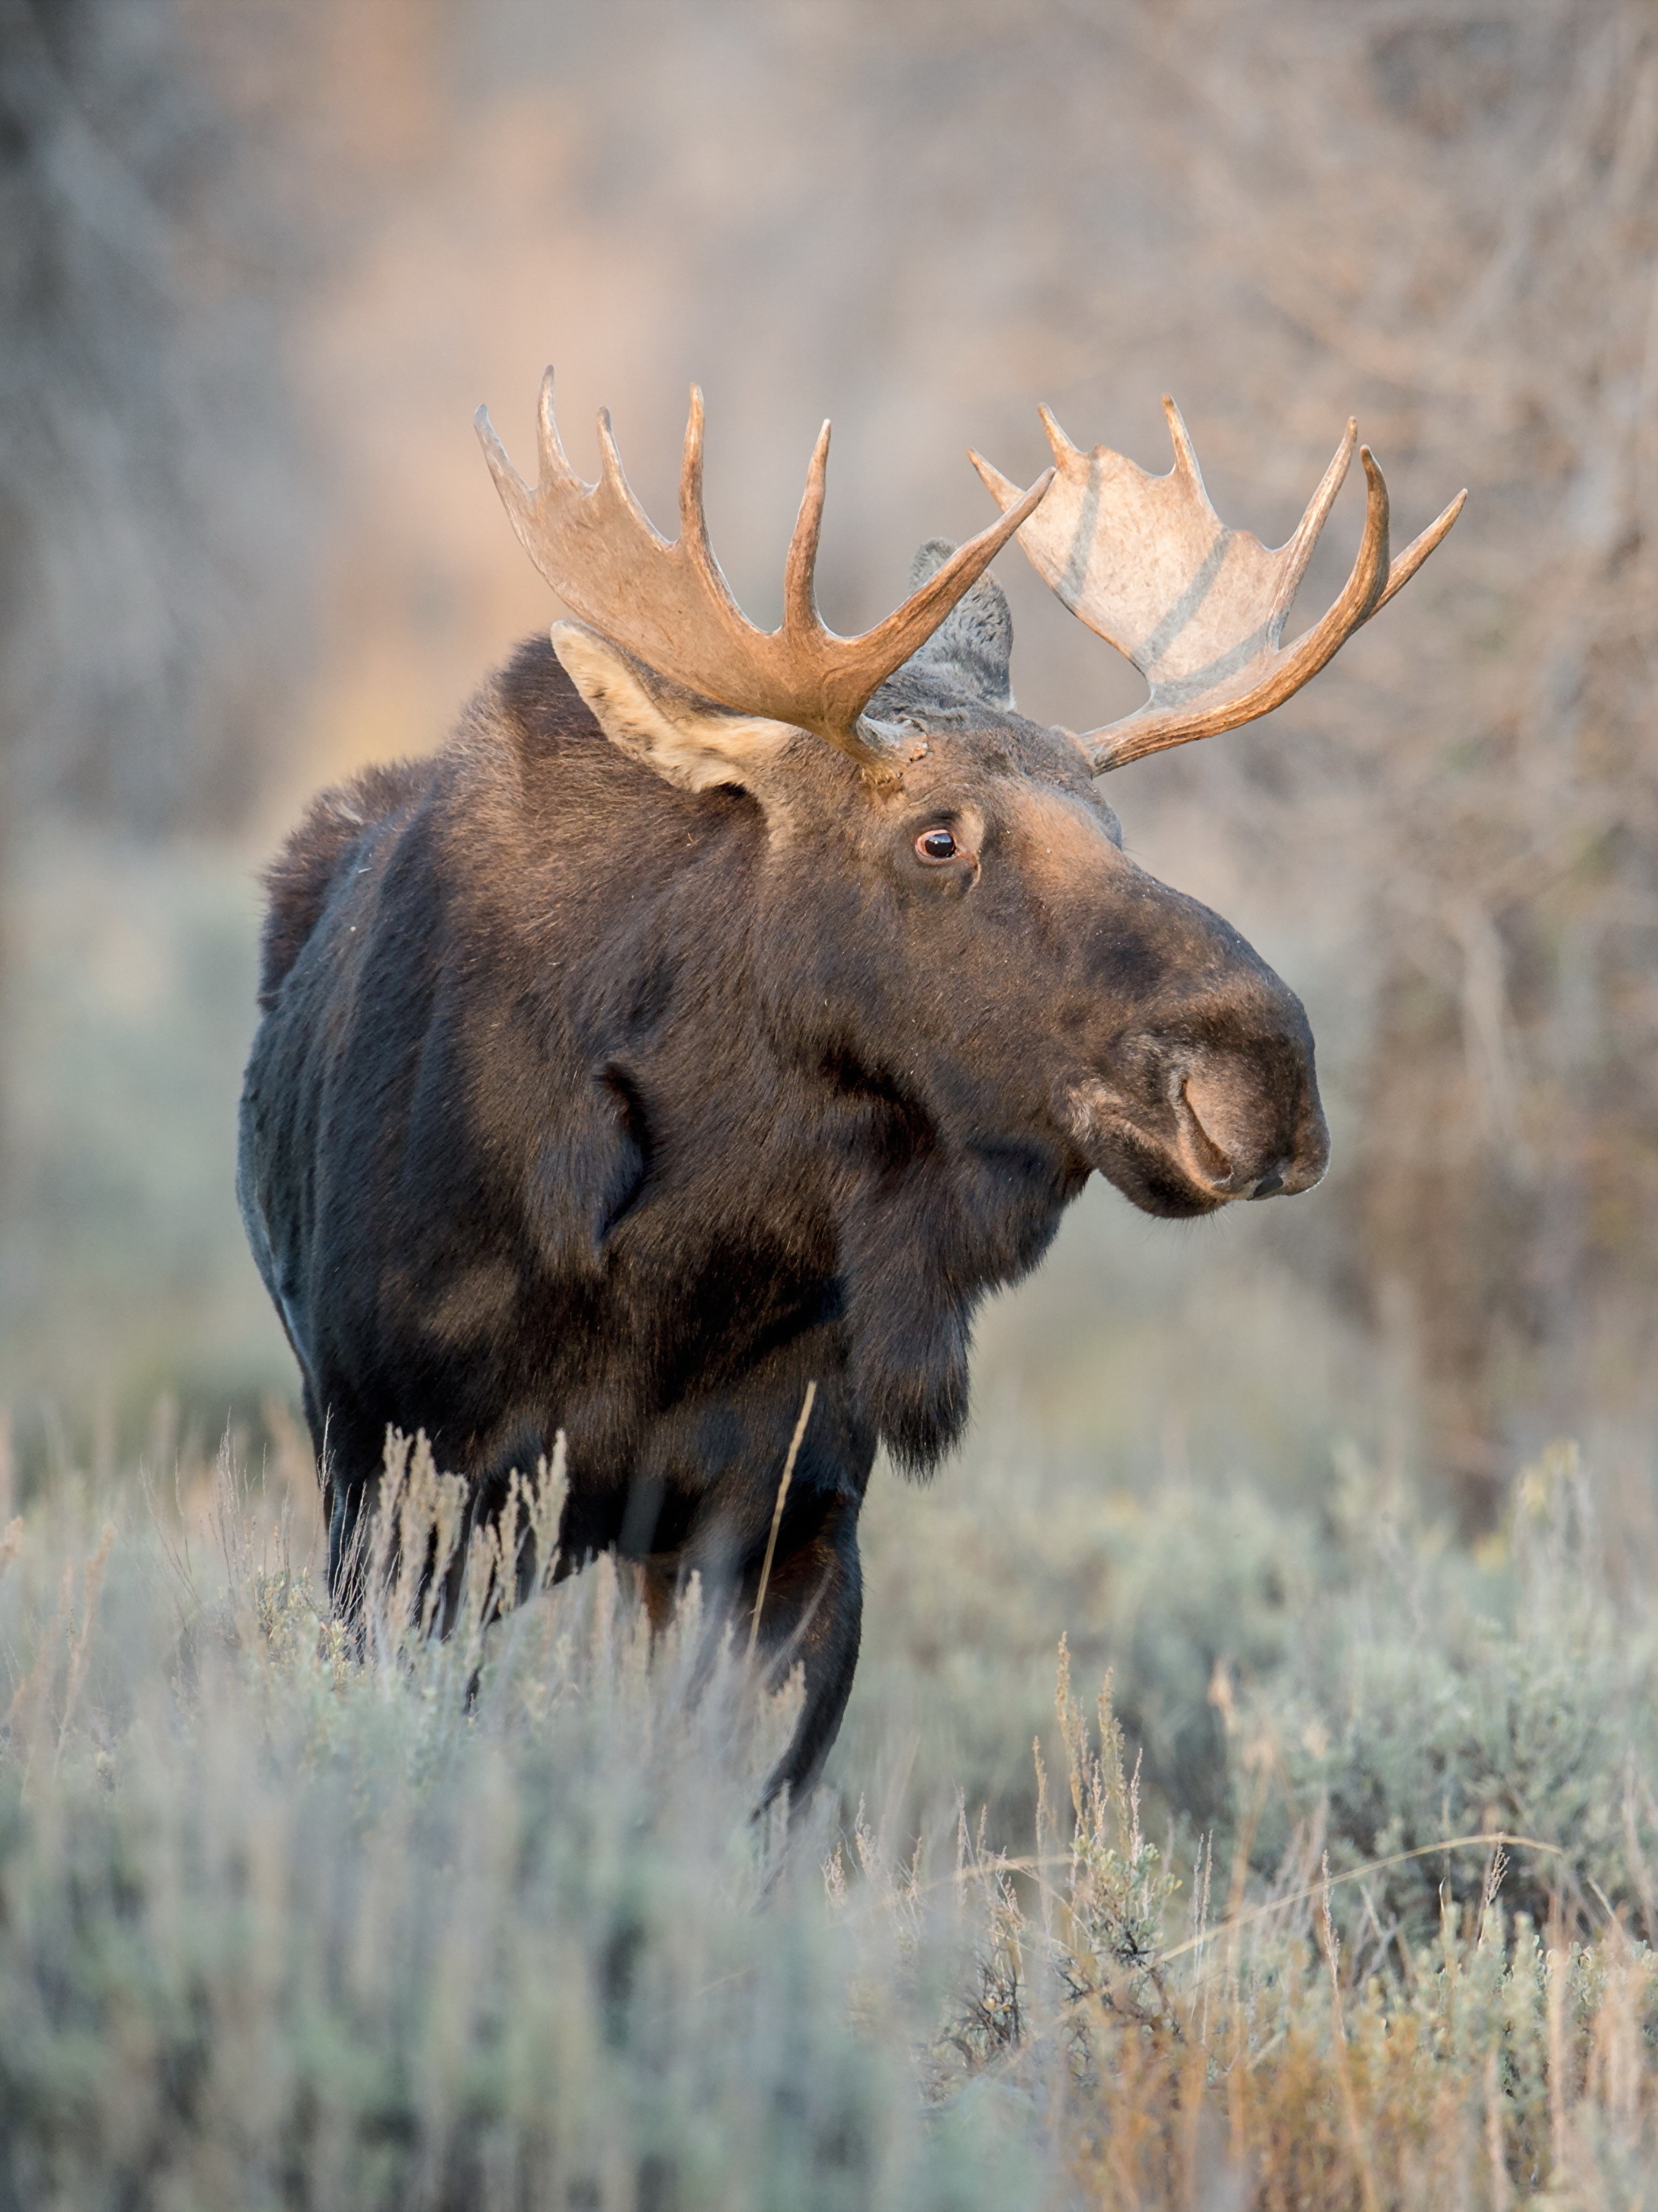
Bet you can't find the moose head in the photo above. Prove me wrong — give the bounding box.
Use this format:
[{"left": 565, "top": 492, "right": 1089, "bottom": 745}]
[{"left": 475, "top": 374, "right": 1461, "bottom": 1236}]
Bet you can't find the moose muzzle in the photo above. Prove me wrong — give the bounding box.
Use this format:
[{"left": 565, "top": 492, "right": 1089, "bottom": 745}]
[
  {"left": 1067, "top": 1009, "right": 1329, "bottom": 1221},
  {"left": 1171, "top": 1053, "right": 1329, "bottom": 1203}
]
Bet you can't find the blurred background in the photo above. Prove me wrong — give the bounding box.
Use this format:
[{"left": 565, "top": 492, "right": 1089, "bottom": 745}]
[{"left": 3, "top": 0, "right": 1656, "bottom": 1548}]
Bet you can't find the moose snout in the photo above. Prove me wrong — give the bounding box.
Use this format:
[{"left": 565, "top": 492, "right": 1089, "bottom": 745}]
[
  {"left": 1066, "top": 1034, "right": 1329, "bottom": 1219},
  {"left": 1057, "top": 868, "right": 1333, "bottom": 1218},
  {"left": 1174, "top": 1055, "right": 1329, "bottom": 1204}
]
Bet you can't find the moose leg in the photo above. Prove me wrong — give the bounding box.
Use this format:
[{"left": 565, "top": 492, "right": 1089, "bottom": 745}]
[
  {"left": 746, "top": 1491, "right": 865, "bottom": 1812},
  {"left": 323, "top": 1453, "right": 391, "bottom": 1622}
]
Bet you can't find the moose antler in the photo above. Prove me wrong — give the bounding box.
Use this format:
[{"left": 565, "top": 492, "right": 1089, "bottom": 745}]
[
  {"left": 971, "top": 400, "right": 1465, "bottom": 772},
  {"left": 477, "top": 371, "right": 1054, "bottom": 773}
]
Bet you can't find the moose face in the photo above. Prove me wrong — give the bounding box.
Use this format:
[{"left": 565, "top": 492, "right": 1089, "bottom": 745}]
[
  {"left": 553, "top": 592, "right": 1327, "bottom": 1227},
  {"left": 840, "top": 722, "right": 1330, "bottom": 1221}
]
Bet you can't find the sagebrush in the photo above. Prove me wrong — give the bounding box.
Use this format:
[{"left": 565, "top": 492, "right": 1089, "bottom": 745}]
[{"left": 2, "top": 1425, "right": 1656, "bottom": 2210}]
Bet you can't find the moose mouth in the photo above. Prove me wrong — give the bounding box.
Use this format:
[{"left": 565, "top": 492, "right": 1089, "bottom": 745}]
[{"left": 1065, "top": 1069, "right": 1328, "bottom": 1221}]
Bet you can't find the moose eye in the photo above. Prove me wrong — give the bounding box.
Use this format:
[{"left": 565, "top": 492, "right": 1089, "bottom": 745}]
[{"left": 915, "top": 827, "right": 959, "bottom": 863}]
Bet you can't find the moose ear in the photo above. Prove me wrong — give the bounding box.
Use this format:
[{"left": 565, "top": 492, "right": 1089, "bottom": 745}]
[
  {"left": 551, "top": 621, "right": 797, "bottom": 793},
  {"left": 895, "top": 539, "right": 1014, "bottom": 708}
]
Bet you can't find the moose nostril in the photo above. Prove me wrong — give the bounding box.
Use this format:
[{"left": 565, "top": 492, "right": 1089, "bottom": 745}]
[
  {"left": 1175, "top": 1077, "right": 1235, "bottom": 1183},
  {"left": 1248, "top": 1168, "right": 1286, "bottom": 1201}
]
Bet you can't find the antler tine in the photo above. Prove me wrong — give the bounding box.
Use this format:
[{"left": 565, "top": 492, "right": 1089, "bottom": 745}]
[
  {"left": 477, "top": 372, "right": 1056, "bottom": 776},
  {"left": 535, "top": 366, "right": 576, "bottom": 487},
  {"left": 474, "top": 404, "right": 524, "bottom": 502},
  {"left": 674, "top": 385, "right": 751, "bottom": 632},
  {"left": 1373, "top": 487, "right": 1468, "bottom": 615},
  {"left": 783, "top": 420, "right": 831, "bottom": 640},
  {"left": 1159, "top": 395, "right": 1207, "bottom": 495},
  {"left": 474, "top": 399, "right": 546, "bottom": 573},
  {"left": 1036, "top": 403, "right": 1076, "bottom": 463},
  {"left": 973, "top": 400, "right": 1462, "bottom": 775},
  {"left": 595, "top": 406, "right": 669, "bottom": 547},
  {"left": 678, "top": 385, "right": 710, "bottom": 556},
  {"left": 1271, "top": 415, "right": 1356, "bottom": 617}
]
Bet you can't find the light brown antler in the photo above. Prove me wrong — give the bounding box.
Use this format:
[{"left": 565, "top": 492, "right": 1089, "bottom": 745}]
[
  {"left": 971, "top": 399, "right": 1465, "bottom": 772},
  {"left": 477, "top": 371, "right": 1053, "bottom": 773}
]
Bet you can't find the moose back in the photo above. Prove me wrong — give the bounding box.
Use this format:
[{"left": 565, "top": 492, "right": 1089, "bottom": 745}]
[{"left": 239, "top": 376, "right": 1461, "bottom": 1803}]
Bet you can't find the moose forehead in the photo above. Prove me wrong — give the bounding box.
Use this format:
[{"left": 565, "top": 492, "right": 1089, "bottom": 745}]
[{"left": 854, "top": 696, "right": 1125, "bottom": 855}]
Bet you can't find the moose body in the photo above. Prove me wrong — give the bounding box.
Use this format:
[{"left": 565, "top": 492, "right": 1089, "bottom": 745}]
[{"left": 240, "top": 377, "right": 1460, "bottom": 1803}]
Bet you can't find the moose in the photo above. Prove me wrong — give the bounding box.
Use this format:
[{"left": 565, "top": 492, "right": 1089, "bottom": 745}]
[{"left": 239, "top": 372, "right": 1460, "bottom": 1803}]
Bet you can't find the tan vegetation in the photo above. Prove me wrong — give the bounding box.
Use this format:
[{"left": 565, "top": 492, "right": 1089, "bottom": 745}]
[{"left": 2, "top": 1424, "right": 1657, "bottom": 2208}]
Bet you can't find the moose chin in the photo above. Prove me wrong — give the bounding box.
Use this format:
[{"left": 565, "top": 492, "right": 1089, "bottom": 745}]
[{"left": 239, "top": 372, "right": 1462, "bottom": 1809}]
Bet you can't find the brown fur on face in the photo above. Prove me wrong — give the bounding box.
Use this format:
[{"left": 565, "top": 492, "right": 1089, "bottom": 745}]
[{"left": 239, "top": 555, "right": 1325, "bottom": 1808}]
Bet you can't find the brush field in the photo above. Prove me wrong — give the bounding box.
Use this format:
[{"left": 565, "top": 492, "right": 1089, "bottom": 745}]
[{"left": 2, "top": 1414, "right": 1656, "bottom": 2212}]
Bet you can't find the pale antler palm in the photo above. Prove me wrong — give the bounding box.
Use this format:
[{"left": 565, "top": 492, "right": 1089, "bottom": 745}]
[
  {"left": 971, "top": 398, "right": 1465, "bottom": 772},
  {"left": 477, "top": 370, "right": 1054, "bottom": 774}
]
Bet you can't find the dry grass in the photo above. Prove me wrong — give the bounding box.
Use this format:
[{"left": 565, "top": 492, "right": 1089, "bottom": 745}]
[{"left": 2, "top": 1421, "right": 1657, "bottom": 2209}]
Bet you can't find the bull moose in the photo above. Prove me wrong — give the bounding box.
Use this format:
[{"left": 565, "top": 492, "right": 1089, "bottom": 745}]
[{"left": 239, "top": 372, "right": 1460, "bottom": 1803}]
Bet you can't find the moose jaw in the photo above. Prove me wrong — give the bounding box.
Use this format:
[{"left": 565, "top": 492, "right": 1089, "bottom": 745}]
[{"left": 238, "top": 372, "right": 1462, "bottom": 1809}]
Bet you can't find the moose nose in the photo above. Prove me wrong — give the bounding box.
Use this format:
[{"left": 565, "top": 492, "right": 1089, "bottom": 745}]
[{"left": 1175, "top": 1059, "right": 1329, "bottom": 1204}]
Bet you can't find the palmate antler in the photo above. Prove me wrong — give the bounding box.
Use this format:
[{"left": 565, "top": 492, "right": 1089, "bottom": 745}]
[
  {"left": 972, "top": 400, "right": 1465, "bottom": 772},
  {"left": 477, "top": 371, "right": 1054, "bottom": 773}
]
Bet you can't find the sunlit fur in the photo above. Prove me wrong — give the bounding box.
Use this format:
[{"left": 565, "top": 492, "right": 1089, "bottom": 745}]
[{"left": 239, "top": 557, "right": 1326, "bottom": 1801}]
